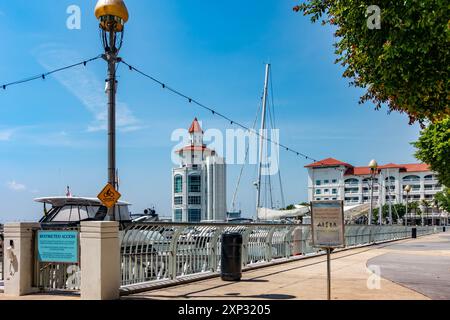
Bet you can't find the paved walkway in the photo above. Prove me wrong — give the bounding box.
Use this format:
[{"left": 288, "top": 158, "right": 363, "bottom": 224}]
[
  {"left": 1, "top": 231, "right": 448, "bottom": 300},
  {"left": 124, "top": 231, "right": 450, "bottom": 300}
]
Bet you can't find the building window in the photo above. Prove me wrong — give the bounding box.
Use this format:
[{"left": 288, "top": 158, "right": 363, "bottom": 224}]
[
  {"left": 315, "top": 180, "right": 321, "bottom": 186},
  {"left": 345, "top": 187, "right": 358, "bottom": 193},
  {"left": 188, "top": 175, "right": 201, "bottom": 192},
  {"left": 402, "top": 175, "right": 420, "bottom": 182},
  {"left": 315, "top": 189, "right": 321, "bottom": 195},
  {"left": 174, "top": 175, "right": 183, "bottom": 193},
  {"left": 332, "top": 197, "right": 337, "bottom": 200},
  {"left": 332, "top": 179, "right": 337, "bottom": 183},
  {"left": 188, "top": 209, "right": 201, "bottom": 222},
  {"left": 345, "top": 178, "right": 359, "bottom": 185},
  {"left": 324, "top": 180, "right": 329, "bottom": 184},
  {"left": 316, "top": 198, "right": 321, "bottom": 201},
  {"left": 174, "top": 209, "right": 182, "bottom": 222},
  {"left": 324, "top": 189, "right": 329, "bottom": 193},
  {"left": 332, "top": 189, "right": 337, "bottom": 194},
  {"left": 324, "top": 198, "right": 329, "bottom": 200},
  {"left": 174, "top": 196, "right": 183, "bottom": 205},
  {"left": 188, "top": 196, "right": 201, "bottom": 205}
]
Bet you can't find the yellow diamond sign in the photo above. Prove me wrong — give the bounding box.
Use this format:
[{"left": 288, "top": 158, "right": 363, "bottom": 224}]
[{"left": 97, "top": 183, "right": 121, "bottom": 208}]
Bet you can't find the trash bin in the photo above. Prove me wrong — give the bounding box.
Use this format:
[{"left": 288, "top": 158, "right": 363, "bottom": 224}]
[
  {"left": 221, "top": 232, "right": 242, "bottom": 281},
  {"left": 411, "top": 227, "right": 417, "bottom": 238}
]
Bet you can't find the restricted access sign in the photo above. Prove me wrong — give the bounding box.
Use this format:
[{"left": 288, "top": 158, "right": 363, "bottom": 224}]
[
  {"left": 97, "top": 183, "right": 121, "bottom": 208},
  {"left": 37, "top": 230, "right": 79, "bottom": 263},
  {"left": 311, "top": 200, "right": 345, "bottom": 248}
]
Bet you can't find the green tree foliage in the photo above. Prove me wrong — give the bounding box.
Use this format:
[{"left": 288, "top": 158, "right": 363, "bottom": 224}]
[
  {"left": 421, "top": 199, "right": 431, "bottom": 214},
  {"left": 293, "top": 1, "right": 450, "bottom": 124},
  {"left": 408, "top": 201, "right": 422, "bottom": 215},
  {"left": 283, "top": 204, "right": 296, "bottom": 210},
  {"left": 373, "top": 203, "right": 406, "bottom": 223},
  {"left": 434, "top": 187, "right": 450, "bottom": 212},
  {"left": 413, "top": 117, "right": 450, "bottom": 187}
]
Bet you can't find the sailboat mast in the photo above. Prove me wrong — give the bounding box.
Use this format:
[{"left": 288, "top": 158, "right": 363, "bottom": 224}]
[{"left": 256, "top": 63, "right": 270, "bottom": 219}]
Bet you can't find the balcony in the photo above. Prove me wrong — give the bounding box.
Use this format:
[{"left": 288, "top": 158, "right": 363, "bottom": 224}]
[
  {"left": 344, "top": 182, "right": 359, "bottom": 187},
  {"left": 402, "top": 178, "right": 420, "bottom": 183}
]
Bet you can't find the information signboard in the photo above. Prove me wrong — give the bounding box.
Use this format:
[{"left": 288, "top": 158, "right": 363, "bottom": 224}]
[
  {"left": 311, "top": 200, "right": 345, "bottom": 248},
  {"left": 37, "top": 230, "right": 79, "bottom": 263}
]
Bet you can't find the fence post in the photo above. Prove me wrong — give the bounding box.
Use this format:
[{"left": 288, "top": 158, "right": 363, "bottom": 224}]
[
  {"left": 210, "top": 227, "right": 223, "bottom": 272},
  {"left": 265, "top": 227, "right": 276, "bottom": 262},
  {"left": 80, "top": 221, "right": 120, "bottom": 300},
  {"left": 291, "top": 227, "right": 303, "bottom": 256},
  {"left": 241, "top": 228, "right": 252, "bottom": 266},
  {"left": 284, "top": 227, "right": 295, "bottom": 258},
  {"left": 168, "top": 228, "right": 183, "bottom": 280},
  {"left": 3, "top": 222, "right": 40, "bottom": 296}
]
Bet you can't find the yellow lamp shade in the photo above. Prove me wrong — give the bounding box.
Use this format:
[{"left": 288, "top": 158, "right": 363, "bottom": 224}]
[
  {"left": 95, "top": 0, "right": 129, "bottom": 31},
  {"left": 368, "top": 159, "right": 378, "bottom": 169}
]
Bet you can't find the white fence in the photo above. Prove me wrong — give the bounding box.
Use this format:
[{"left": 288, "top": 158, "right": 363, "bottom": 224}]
[{"left": 119, "top": 223, "right": 439, "bottom": 288}]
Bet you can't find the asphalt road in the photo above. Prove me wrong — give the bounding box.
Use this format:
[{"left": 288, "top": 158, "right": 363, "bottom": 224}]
[{"left": 367, "top": 233, "right": 450, "bottom": 299}]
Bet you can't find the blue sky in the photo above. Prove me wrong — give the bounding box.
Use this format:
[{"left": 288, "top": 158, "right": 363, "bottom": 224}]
[{"left": 0, "top": 1, "right": 422, "bottom": 222}]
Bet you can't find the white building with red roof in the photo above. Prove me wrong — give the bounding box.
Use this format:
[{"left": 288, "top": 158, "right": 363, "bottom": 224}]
[
  {"left": 305, "top": 158, "right": 444, "bottom": 217},
  {"left": 172, "top": 118, "right": 226, "bottom": 222}
]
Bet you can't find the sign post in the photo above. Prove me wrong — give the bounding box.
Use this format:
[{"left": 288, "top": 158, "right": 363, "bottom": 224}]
[{"left": 310, "top": 200, "right": 345, "bottom": 300}]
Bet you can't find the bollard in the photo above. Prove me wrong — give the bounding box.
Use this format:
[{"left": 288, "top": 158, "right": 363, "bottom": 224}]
[
  {"left": 220, "top": 232, "right": 242, "bottom": 281},
  {"left": 411, "top": 227, "right": 417, "bottom": 238}
]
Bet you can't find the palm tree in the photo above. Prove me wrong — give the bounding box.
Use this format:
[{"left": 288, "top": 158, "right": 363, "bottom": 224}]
[
  {"left": 420, "top": 199, "right": 430, "bottom": 226},
  {"left": 409, "top": 202, "right": 421, "bottom": 225}
]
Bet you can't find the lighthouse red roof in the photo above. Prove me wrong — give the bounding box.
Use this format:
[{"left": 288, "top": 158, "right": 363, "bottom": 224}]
[{"left": 188, "top": 117, "right": 203, "bottom": 133}]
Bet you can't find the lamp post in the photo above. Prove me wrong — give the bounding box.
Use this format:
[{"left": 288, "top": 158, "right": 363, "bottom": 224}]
[
  {"left": 404, "top": 184, "right": 411, "bottom": 226},
  {"left": 368, "top": 159, "right": 378, "bottom": 225},
  {"left": 95, "top": 0, "right": 129, "bottom": 220}
]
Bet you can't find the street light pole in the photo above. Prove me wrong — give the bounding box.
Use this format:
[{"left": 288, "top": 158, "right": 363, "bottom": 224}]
[
  {"left": 404, "top": 185, "right": 411, "bottom": 227},
  {"left": 368, "top": 159, "right": 378, "bottom": 226},
  {"left": 95, "top": 0, "right": 129, "bottom": 220},
  {"left": 106, "top": 33, "right": 117, "bottom": 192}
]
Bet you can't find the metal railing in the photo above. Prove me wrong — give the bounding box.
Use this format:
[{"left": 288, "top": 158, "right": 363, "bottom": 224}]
[
  {"left": 33, "top": 225, "right": 80, "bottom": 292},
  {"left": 119, "top": 223, "right": 440, "bottom": 288}
]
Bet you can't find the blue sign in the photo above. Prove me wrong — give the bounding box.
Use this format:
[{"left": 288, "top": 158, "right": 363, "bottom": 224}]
[{"left": 37, "top": 230, "right": 79, "bottom": 263}]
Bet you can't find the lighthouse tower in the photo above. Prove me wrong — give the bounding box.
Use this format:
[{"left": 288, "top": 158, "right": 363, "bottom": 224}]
[{"left": 172, "top": 118, "right": 226, "bottom": 222}]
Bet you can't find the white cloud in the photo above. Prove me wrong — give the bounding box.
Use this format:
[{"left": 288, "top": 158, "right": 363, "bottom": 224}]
[
  {"left": 34, "top": 44, "right": 141, "bottom": 133},
  {"left": 0, "top": 129, "right": 14, "bottom": 141},
  {"left": 7, "top": 180, "right": 26, "bottom": 191}
]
